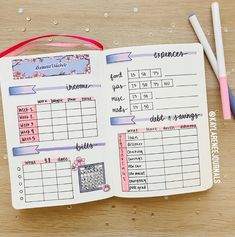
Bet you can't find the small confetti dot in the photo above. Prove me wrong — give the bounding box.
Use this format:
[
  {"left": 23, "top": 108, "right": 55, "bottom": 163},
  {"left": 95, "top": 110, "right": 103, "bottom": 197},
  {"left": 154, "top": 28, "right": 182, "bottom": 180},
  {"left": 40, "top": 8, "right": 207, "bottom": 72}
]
[
  {"left": 85, "top": 27, "right": 90, "bottom": 32},
  {"left": 48, "top": 38, "right": 53, "bottom": 42},
  {"left": 223, "top": 27, "right": 228, "bottom": 33},
  {"left": 170, "top": 22, "right": 176, "bottom": 28},
  {"left": 53, "top": 20, "right": 58, "bottom": 25},
  {"left": 164, "top": 196, "right": 169, "bottom": 200},
  {"left": 105, "top": 222, "right": 109, "bottom": 226},
  {"left": 113, "top": 40, "right": 119, "bottom": 45},
  {"left": 26, "top": 17, "right": 31, "bottom": 21},
  {"left": 104, "top": 12, "right": 109, "bottom": 18},
  {"left": 21, "top": 27, "right": 26, "bottom": 32},
  {"left": 18, "top": 8, "right": 24, "bottom": 14},
  {"left": 133, "top": 7, "right": 139, "bottom": 13},
  {"left": 151, "top": 212, "right": 155, "bottom": 217},
  {"left": 195, "top": 210, "right": 200, "bottom": 215},
  {"left": 111, "top": 204, "right": 116, "bottom": 208},
  {"left": 3, "top": 154, "right": 8, "bottom": 160},
  {"left": 207, "top": 31, "right": 211, "bottom": 36},
  {"left": 197, "top": 198, "right": 201, "bottom": 201},
  {"left": 168, "top": 28, "right": 173, "bottom": 33},
  {"left": 149, "top": 32, "right": 153, "bottom": 37},
  {"left": 67, "top": 205, "right": 72, "bottom": 210},
  {"left": 232, "top": 68, "right": 235, "bottom": 72},
  {"left": 15, "top": 215, "right": 20, "bottom": 220},
  {"left": 131, "top": 217, "right": 136, "bottom": 221}
]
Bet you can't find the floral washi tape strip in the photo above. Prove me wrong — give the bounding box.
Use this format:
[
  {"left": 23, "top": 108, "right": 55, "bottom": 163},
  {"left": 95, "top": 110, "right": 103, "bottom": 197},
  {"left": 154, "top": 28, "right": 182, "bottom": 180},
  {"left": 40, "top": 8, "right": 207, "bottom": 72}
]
[{"left": 12, "top": 54, "right": 91, "bottom": 79}]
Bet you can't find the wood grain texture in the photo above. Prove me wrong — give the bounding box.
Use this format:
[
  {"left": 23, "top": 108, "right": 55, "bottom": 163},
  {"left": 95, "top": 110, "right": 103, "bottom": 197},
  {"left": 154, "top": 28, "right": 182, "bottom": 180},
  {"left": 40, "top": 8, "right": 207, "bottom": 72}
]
[{"left": 0, "top": 0, "right": 234, "bottom": 236}]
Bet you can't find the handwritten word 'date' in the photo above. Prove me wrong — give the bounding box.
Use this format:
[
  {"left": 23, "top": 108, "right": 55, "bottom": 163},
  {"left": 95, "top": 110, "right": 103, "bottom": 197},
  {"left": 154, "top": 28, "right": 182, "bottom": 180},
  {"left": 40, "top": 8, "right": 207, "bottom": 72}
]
[
  {"left": 112, "top": 84, "right": 126, "bottom": 92},
  {"left": 76, "top": 142, "right": 93, "bottom": 151},
  {"left": 110, "top": 72, "right": 123, "bottom": 81}
]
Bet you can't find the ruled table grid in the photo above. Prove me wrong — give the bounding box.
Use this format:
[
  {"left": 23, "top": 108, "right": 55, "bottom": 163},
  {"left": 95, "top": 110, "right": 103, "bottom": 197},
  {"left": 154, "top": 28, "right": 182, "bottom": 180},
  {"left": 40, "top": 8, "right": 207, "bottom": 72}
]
[
  {"left": 22, "top": 161, "right": 74, "bottom": 203},
  {"left": 17, "top": 99, "right": 98, "bottom": 143},
  {"left": 127, "top": 68, "right": 174, "bottom": 114},
  {"left": 119, "top": 127, "right": 201, "bottom": 192}
]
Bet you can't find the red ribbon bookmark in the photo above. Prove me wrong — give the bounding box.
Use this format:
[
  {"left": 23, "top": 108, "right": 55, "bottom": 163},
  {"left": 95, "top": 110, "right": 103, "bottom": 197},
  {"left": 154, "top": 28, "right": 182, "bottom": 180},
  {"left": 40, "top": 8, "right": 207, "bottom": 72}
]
[{"left": 0, "top": 34, "right": 104, "bottom": 58}]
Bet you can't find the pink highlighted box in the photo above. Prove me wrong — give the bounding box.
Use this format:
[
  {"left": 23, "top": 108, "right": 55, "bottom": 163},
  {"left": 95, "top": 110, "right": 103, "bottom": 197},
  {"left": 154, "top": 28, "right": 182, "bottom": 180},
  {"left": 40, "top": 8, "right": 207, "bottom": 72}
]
[
  {"left": 118, "top": 133, "right": 129, "bottom": 192},
  {"left": 18, "top": 112, "right": 37, "bottom": 121},
  {"left": 19, "top": 127, "right": 39, "bottom": 136},
  {"left": 19, "top": 120, "right": 38, "bottom": 129},
  {"left": 20, "top": 135, "right": 39, "bottom": 143},
  {"left": 17, "top": 105, "right": 37, "bottom": 113}
]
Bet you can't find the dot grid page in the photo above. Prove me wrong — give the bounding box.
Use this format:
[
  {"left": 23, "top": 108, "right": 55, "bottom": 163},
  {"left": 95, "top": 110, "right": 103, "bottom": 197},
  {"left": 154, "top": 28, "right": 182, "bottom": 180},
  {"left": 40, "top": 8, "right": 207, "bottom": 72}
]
[{"left": 104, "top": 44, "right": 213, "bottom": 197}]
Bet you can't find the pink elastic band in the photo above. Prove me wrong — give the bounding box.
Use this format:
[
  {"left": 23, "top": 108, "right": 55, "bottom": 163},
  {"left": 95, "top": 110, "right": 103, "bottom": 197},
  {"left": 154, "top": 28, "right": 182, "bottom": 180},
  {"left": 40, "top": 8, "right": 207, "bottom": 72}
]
[
  {"left": 219, "top": 76, "right": 231, "bottom": 119},
  {"left": 0, "top": 34, "right": 103, "bottom": 58},
  {"left": 7, "top": 42, "right": 100, "bottom": 56}
]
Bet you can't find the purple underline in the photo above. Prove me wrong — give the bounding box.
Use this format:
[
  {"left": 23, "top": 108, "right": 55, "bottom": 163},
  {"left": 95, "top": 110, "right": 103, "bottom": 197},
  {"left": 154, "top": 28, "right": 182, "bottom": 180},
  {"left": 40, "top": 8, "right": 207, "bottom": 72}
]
[
  {"left": 131, "top": 53, "right": 154, "bottom": 58},
  {"left": 38, "top": 146, "right": 75, "bottom": 152},
  {"left": 35, "top": 86, "right": 66, "bottom": 91}
]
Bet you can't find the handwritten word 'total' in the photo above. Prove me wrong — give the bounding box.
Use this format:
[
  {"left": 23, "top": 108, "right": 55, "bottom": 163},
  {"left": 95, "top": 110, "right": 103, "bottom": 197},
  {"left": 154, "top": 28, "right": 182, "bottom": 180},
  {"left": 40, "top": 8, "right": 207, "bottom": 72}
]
[{"left": 76, "top": 142, "right": 94, "bottom": 151}]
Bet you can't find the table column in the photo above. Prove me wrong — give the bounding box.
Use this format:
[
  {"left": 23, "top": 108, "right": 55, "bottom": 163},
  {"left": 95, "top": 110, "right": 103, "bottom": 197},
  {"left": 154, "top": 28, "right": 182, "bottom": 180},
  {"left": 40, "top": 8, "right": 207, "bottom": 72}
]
[
  {"left": 51, "top": 102, "right": 67, "bottom": 140},
  {"left": 18, "top": 105, "right": 39, "bottom": 143},
  {"left": 126, "top": 132, "right": 148, "bottom": 192},
  {"left": 41, "top": 162, "right": 58, "bottom": 201},
  {"left": 162, "top": 130, "right": 183, "bottom": 189},
  {"left": 23, "top": 164, "right": 43, "bottom": 202},
  {"left": 180, "top": 128, "right": 200, "bottom": 187},
  {"left": 144, "top": 131, "right": 165, "bottom": 191},
  {"left": 118, "top": 133, "right": 129, "bottom": 192},
  {"left": 36, "top": 104, "right": 53, "bottom": 141},
  {"left": 66, "top": 101, "right": 83, "bottom": 139},
  {"left": 56, "top": 161, "right": 73, "bottom": 200},
  {"left": 81, "top": 100, "right": 98, "bottom": 138}
]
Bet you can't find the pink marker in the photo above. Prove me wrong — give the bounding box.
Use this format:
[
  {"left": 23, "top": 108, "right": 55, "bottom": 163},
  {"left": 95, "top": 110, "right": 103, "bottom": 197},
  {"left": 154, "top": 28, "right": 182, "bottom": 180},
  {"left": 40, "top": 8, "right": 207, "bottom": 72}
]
[{"left": 211, "top": 2, "right": 231, "bottom": 119}]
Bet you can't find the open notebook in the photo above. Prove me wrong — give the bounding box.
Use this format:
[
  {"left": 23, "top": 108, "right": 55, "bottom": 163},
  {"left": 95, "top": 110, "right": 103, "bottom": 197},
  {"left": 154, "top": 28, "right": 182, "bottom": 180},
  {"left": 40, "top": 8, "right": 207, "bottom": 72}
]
[{"left": 0, "top": 43, "right": 212, "bottom": 209}]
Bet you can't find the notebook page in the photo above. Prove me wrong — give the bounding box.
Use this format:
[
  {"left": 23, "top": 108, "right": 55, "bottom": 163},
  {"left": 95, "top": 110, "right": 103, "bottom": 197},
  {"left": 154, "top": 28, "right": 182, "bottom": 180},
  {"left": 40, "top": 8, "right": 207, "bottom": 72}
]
[
  {"left": 0, "top": 51, "right": 113, "bottom": 209},
  {"left": 104, "top": 43, "right": 213, "bottom": 197}
]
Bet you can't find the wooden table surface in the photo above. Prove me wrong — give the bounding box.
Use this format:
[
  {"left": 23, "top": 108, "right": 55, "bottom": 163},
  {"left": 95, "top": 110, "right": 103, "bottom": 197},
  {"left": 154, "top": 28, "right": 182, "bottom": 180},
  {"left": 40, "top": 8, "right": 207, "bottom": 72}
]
[{"left": 0, "top": 0, "right": 234, "bottom": 236}]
